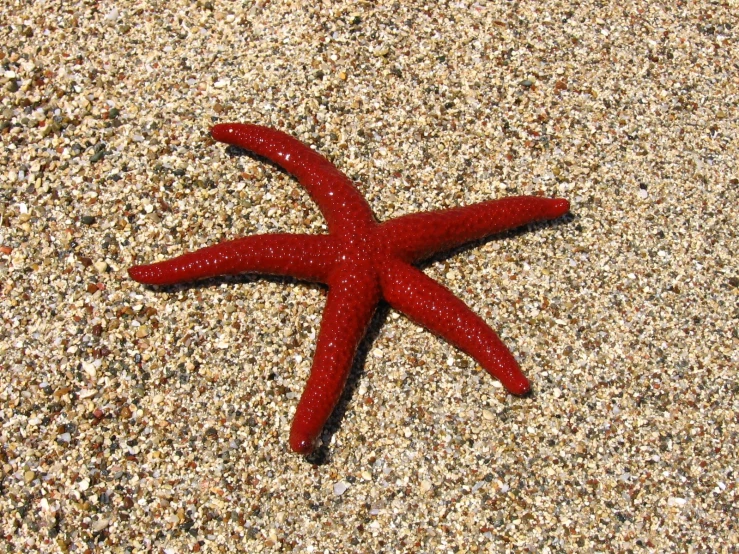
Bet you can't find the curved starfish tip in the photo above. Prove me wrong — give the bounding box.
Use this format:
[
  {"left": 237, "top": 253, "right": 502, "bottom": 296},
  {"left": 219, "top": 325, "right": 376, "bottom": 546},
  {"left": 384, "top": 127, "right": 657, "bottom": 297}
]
[
  {"left": 210, "top": 123, "right": 235, "bottom": 142},
  {"left": 127, "top": 266, "right": 144, "bottom": 282},
  {"left": 509, "top": 378, "right": 532, "bottom": 396},
  {"left": 289, "top": 434, "right": 317, "bottom": 456},
  {"left": 549, "top": 198, "right": 571, "bottom": 218},
  {"left": 131, "top": 123, "right": 571, "bottom": 454}
]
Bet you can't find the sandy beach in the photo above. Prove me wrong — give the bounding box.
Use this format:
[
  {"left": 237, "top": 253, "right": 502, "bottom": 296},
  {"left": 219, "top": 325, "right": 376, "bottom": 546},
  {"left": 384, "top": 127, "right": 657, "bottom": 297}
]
[{"left": 1, "top": 1, "right": 737, "bottom": 552}]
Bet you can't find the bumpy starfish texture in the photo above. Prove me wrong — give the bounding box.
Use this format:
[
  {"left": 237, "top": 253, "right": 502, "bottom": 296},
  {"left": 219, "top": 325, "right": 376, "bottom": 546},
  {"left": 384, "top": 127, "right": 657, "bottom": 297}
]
[{"left": 129, "top": 123, "right": 570, "bottom": 455}]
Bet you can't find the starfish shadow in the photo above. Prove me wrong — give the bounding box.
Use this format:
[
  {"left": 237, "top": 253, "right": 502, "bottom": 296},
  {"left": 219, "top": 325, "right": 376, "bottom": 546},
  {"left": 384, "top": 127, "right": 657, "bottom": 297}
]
[
  {"left": 225, "top": 145, "right": 294, "bottom": 178},
  {"left": 418, "top": 210, "right": 575, "bottom": 268},
  {"left": 138, "top": 211, "right": 573, "bottom": 464},
  {"left": 412, "top": 210, "right": 574, "bottom": 391},
  {"left": 139, "top": 271, "right": 386, "bottom": 466},
  {"left": 130, "top": 125, "right": 574, "bottom": 458},
  {"left": 304, "top": 301, "right": 391, "bottom": 466},
  {"left": 306, "top": 212, "right": 574, "bottom": 464}
]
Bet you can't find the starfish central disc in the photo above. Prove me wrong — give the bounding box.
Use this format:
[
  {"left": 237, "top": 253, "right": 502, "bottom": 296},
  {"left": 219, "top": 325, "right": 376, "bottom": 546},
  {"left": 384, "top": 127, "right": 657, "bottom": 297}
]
[{"left": 129, "top": 123, "right": 570, "bottom": 455}]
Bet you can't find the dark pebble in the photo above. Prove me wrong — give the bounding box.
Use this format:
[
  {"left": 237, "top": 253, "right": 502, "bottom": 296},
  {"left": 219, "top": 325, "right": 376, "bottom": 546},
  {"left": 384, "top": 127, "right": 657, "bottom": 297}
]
[{"left": 204, "top": 427, "right": 218, "bottom": 440}]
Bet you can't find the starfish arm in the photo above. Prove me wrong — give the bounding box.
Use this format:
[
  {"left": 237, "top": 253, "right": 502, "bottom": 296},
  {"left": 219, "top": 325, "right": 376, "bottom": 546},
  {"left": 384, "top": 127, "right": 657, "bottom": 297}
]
[
  {"left": 380, "top": 260, "right": 530, "bottom": 395},
  {"left": 211, "top": 123, "right": 376, "bottom": 235},
  {"left": 128, "top": 234, "right": 339, "bottom": 285},
  {"left": 289, "top": 263, "right": 380, "bottom": 454},
  {"left": 379, "top": 196, "right": 569, "bottom": 263}
]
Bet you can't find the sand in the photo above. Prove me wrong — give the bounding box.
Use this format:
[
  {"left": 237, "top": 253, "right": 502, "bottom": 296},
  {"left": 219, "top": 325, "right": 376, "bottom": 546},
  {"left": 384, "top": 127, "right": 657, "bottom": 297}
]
[{"left": 1, "top": 1, "right": 737, "bottom": 552}]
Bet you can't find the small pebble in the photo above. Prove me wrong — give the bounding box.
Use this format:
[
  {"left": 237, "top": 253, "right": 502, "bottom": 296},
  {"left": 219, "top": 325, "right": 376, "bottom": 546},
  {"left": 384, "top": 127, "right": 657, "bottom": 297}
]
[
  {"left": 91, "top": 518, "right": 109, "bottom": 532},
  {"left": 333, "top": 481, "right": 350, "bottom": 496}
]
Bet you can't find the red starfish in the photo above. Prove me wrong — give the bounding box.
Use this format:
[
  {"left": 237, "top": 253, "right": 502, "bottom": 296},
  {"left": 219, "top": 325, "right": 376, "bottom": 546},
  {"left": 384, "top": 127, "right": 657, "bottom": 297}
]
[{"left": 129, "top": 123, "right": 570, "bottom": 455}]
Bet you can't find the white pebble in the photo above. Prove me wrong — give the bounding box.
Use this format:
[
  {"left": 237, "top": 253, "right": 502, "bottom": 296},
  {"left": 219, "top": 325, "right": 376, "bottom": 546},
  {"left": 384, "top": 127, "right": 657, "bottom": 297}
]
[
  {"left": 92, "top": 518, "right": 109, "bottom": 532},
  {"left": 333, "top": 480, "right": 350, "bottom": 496}
]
